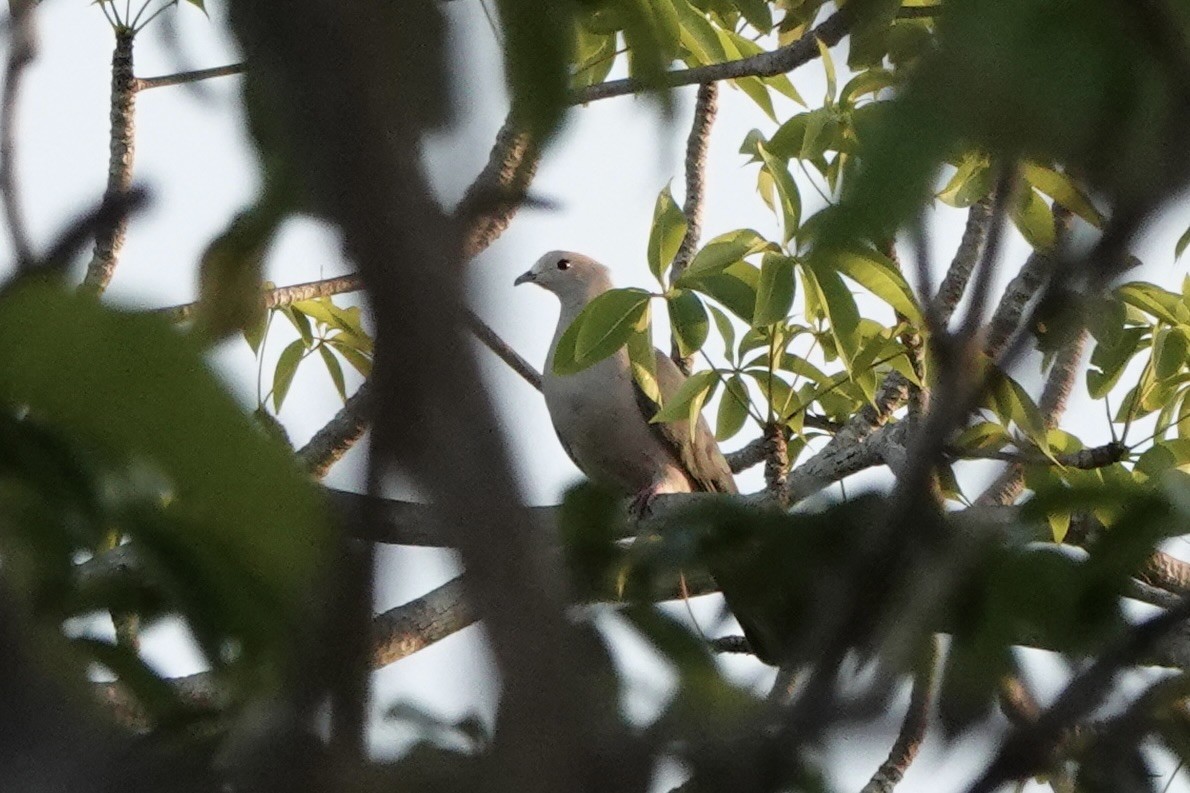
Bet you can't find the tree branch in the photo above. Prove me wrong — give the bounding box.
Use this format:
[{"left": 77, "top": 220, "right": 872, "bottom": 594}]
[
  {"left": 966, "top": 595, "right": 1190, "bottom": 793},
  {"left": 158, "top": 273, "right": 364, "bottom": 321},
  {"left": 296, "top": 380, "right": 373, "bottom": 477},
  {"left": 82, "top": 27, "right": 137, "bottom": 294},
  {"left": 135, "top": 62, "right": 246, "bottom": 91},
  {"left": 671, "top": 82, "right": 718, "bottom": 373},
  {"left": 859, "top": 636, "right": 939, "bottom": 793},
  {"left": 467, "top": 309, "right": 542, "bottom": 391},
  {"left": 1, "top": 0, "right": 36, "bottom": 268},
  {"left": 933, "top": 197, "right": 994, "bottom": 326},
  {"left": 456, "top": 115, "right": 539, "bottom": 260},
  {"left": 571, "top": 10, "right": 851, "bottom": 104}
]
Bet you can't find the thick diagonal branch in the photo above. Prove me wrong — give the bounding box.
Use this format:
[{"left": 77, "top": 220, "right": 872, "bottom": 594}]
[{"left": 296, "top": 380, "right": 373, "bottom": 477}]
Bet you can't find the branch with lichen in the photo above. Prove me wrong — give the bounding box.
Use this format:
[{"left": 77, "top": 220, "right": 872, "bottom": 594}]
[
  {"left": 671, "top": 82, "right": 718, "bottom": 372},
  {"left": 296, "top": 380, "right": 373, "bottom": 477},
  {"left": 82, "top": 27, "right": 137, "bottom": 294}
]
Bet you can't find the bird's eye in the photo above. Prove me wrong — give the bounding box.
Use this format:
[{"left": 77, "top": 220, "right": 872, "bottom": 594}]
[{"left": 556, "top": 258, "right": 571, "bottom": 271}]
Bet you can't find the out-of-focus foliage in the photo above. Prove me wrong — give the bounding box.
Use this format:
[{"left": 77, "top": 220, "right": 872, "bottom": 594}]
[{"left": 8, "top": 0, "right": 1190, "bottom": 790}]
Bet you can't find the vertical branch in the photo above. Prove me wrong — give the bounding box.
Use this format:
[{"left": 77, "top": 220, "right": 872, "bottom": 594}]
[
  {"left": 763, "top": 421, "right": 789, "bottom": 506},
  {"left": 976, "top": 205, "right": 1079, "bottom": 507},
  {"left": 671, "top": 82, "right": 718, "bottom": 374},
  {"left": 933, "top": 196, "right": 995, "bottom": 326},
  {"left": 1, "top": 0, "right": 36, "bottom": 268},
  {"left": 82, "top": 27, "right": 137, "bottom": 294}
]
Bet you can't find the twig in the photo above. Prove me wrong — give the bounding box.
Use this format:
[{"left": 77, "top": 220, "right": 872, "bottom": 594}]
[
  {"left": 572, "top": 10, "right": 850, "bottom": 104},
  {"left": 1, "top": 0, "right": 36, "bottom": 268},
  {"left": 135, "top": 62, "right": 245, "bottom": 91},
  {"left": 296, "top": 380, "right": 373, "bottom": 477},
  {"left": 859, "top": 636, "right": 939, "bottom": 793},
  {"left": 82, "top": 27, "right": 138, "bottom": 294},
  {"left": 467, "top": 309, "right": 542, "bottom": 391}
]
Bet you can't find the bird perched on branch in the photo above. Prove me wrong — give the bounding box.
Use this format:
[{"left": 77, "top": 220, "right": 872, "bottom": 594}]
[
  {"left": 515, "top": 251, "right": 792, "bottom": 662},
  {"left": 514, "top": 251, "right": 738, "bottom": 509}
]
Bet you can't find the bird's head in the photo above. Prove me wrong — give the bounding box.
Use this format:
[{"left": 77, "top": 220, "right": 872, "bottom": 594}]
[{"left": 514, "top": 251, "right": 615, "bottom": 307}]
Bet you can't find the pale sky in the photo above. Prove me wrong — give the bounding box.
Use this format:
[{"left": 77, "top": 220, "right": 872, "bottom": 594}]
[{"left": 5, "top": 1, "right": 1190, "bottom": 789}]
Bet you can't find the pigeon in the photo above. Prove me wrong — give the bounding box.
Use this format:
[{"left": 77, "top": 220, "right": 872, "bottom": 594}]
[
  {"left": 515, "top": 252, "right": 791, "bottom": 664},
  {"left": 514, "top": 251, "right": 738, "bottom": 509}
]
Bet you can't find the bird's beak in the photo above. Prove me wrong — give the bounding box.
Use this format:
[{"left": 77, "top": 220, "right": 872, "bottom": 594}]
[{"left": 514, "top": 271, "right": 536, "bottom": 286}]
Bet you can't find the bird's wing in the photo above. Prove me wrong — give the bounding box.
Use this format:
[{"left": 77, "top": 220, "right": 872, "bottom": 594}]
[{"left": 632, "top": 348, "right": 738, "bottom": 494}]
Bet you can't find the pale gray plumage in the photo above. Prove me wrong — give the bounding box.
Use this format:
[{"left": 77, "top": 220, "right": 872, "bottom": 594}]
[{"left": 514, "top": 250, "right": 737, "bottom": 503}]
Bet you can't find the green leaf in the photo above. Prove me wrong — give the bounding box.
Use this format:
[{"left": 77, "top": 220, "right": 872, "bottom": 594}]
[
  {"left": 273, "top": 339, "right": 305, "bottom": 412},
  {"left": 755, "top": 142, "right": 801, "bottom": 243},
  {"left": 1086, "top": 326, "right": 1147, "bottom": 398},
  {"left": 717, "top": 31, "right": 776, "bottom": 120},
  {"left": 840, "top": 68, "right": 897, "bottom": 107},
  {"left": 753, "top": 254, "right": 797, "bottom": 327},
  {"left": 1176, "top": 225, "right": 1190, "bottom": 261},
  {"left": 937, "top": 154, "right": 992, "bottom": 208},
  {"left": 986, "top": 371, "right": 1047, "bottom": 447},
  {"left": 573, "top": 288, "right": 653, "bottom": 365},
  {"left": 1154, "top": 326, "right": 1190, "bottom": 380},
  {"left": 953, "top": 421, "right": 1011, "bottom": 453},
  {"left": 816, "top": 37, "right": 836, "bottom": 102},
  {"left": 1020, "top": 162, "right": 1104, "bottom": 228},
  {"left": 667, "top": 289, "right": 709, "bottom": 357},
  {"left": 803, "top": 258, "right": 861, "bottom": 367},
  {"left": 325, "top": 337, "right": 373, "bottom": 377},
  {"left": 682, "top": 260, "right": 761, "bottom": 322},
  {"left": 734, "top": 0, "right": 771, "bottom": 32},
  {"left": 1117, "top": 282, "right": 1183, "bottom": 325},
  {"left": 651, "top": 370, "right": 717, "bottom": 423},
  {"left": 649, "top": 184, "right": 688, "bottom": 282},
  {"left": 707, "top": 304, "right": 737, "bottom": 364},
  {"left": 768, "top": 113, "right": 809, "bottom": 158},
  {"left": 280, "top": 306, "right": 314, "bottom": 345},
  {"left": 243, "top": 308, "right": 269, "bottom": 355},
  {"left": 1135, "top": 440, "right": 1190, "bottom": 480},
  {"left": 677, "top": 229, "right": 771, "bottom": 282},
  {"left": 1009, "top": 187, "right": 1055, "bottom": 250},
  {"left": 627, "top": 327, "right": 662, "bottom": 406},
  {"left": 831, "top": 245, "right": 922, "bottom": 324},
  {"left": 744, "top": 369, "right": 796, "bottom": 419},
  {"left": 318, "top": 344, "right": 347, "bottom": 401},
  {"left": 716, "top": 374, "right": 750, "bottom": 441},
  {"left": 676, "top": 0, "right": 726, "bottom": 64},
  {"left": 0, "top": 282, "right": 329, "bottom": 653}
]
